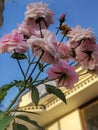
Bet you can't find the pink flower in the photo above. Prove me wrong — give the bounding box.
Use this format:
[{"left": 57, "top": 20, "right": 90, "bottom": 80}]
[
  {"left": 24, "top": 2, "right": 54, "bottom": 28},
  {"left": 76, "top": 42, "right": 98, "bottom": 70},
  {"left": 18, "top": 22, "right": 36, "bottom": 38},
  {"left": 46, "top": 59, "right": 79, "bottom": 89},
  {"left": 0, "top": 30, "right": 28, "bottom": 53},
  {"left": 67, "top": 25, "right": 96, "bottom": 48},
  {"left": 27, "top": 29, "right": 59, "bottom": 63},
  {"left": 58, "top": 43, "right": 71, "bottom": 61}
]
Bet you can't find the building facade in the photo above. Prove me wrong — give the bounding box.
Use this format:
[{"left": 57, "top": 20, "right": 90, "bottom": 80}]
[{"left": 8, "top": 66, "right": 98, "bottom": 130}]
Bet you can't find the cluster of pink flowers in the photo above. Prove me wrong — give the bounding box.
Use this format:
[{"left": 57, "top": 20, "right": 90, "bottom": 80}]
[
  {"left": 0, "top": 30, "right": 28, "bottom": 53},
  {"left": 67, "top": 25, "right": 98, "bottom": 71},
  {"left": 0, "top": 2, "right": 98, "bottom": 89}
]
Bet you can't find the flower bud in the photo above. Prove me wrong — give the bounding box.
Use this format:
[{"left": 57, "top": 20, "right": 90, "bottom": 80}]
[
  {"left": 59, "top": 23, "right": 71, "bottom": 36},
  {"left": 59, "top": 13, "right": 65, "bottom": 23}
]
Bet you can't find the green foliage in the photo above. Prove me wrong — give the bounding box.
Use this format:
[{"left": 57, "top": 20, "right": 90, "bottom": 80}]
[
  {"left": 14, "top": 80, "right": 25, "bottom": 88},
  {"left": 31, "top": 86, "right": 39, "bottom": 106},
  {"left": 16, "top": 115, "right": 45, "bottom": 130},
  {"left": 13, "top": 122, "right": 28, "bottom": 130},
  {"left": 38, "top": 62, "right": 44, "bottom": 72},
  {"left": 11, "top": 52, "right": 27, "bottom": 60},
  {"left": 0, "top": 83, "right": 15, "bottom": 102},
  {"left": 0, "top": 112, "right": 14, "bottom": 130},
  {"left": 45, "top": 84, "right": 67, "bottom": 104}
]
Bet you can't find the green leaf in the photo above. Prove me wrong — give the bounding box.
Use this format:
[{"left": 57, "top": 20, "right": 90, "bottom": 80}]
[
  {"left": 31, "top": 86, "right": 39, "bottom": 106},
  {"left": 0, "top": 91, "right": 7, "bottom": 103},
  {"left": 0, "top": 112, "right": 5, "bottom": 119},
  {"left": 45, "top": 84, "right": 66, "bottom": 104},
  {"left": 0, "top": 112, "right": 14, "bottom": 130},
  {"left": 16, "top": 115, "right": 44, "bottom": 130},
  {"left": 11, "top": 52, "right": 27, "bottom": 60},
  {"left": 14, "top": 80, "right": 25, "bottom": 88},
  {"left": 38, "top": 62, "right": 44, "bottom": 72},
  {"left": 0, "top": 83, "right": 15, "bottom": 102},
  {"left": 13, "top": 122, "right": 28, "bottom": 130}
]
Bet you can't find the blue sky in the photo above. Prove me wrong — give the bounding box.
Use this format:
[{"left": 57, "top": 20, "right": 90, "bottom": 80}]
[
  {"left": 1, "top": 0, "right": 98, "bottom": 83},
  {"left": 0, "top": 0, "right": 98, "bottom": 109}
]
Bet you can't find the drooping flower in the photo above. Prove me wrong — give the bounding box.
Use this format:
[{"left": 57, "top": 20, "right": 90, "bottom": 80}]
[
  {"left": 27, "top": 29, "right": 59, "bottom": 63},
  {"left": 58, "top": 43, "right": 71, "bottom": 61},
  {"left": 18, "top": 22, "right": 36, "bottom": 38},
  {"left": 46, "top": 59, "right": 79, "bottom": 89},
  {"left": 24, "top": 2, "right": 54, "bottom": 28},
  {"left": 67, "top": 25, "right": 96, "bottom": 49},
  {"left": 75, "top": 41, "right": 98, "bottom": 70},
  {"left": 0, "top": 30, "right": 28, "bottom": 53}
]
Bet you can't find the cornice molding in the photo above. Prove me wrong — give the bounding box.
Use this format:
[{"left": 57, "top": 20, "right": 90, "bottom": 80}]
[{"left": 18, "top": 67, "right": 98, "bottom": 112}]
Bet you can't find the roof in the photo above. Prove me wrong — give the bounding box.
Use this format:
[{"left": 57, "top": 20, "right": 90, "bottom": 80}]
[{"left": 13, "top": 66, "right": 98, "bottom": 129}]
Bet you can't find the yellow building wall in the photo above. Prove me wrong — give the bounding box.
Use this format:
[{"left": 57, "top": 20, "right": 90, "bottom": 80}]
[{"left": 46, "top": 109, "right": 84, "bottom": 130}]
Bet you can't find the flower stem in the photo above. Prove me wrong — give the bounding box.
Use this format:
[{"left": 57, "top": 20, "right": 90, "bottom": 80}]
[
  {"left": 58, "top": 34, "right": 65, "bottom": 46},
  {"left": 33, "top": 63, "right": 49, "bottom": 83},
  {"left": 42, "top": 19, "right": 48, "bottom": 28},
  {"left": 16, "top": 58, "right": 25, "bottom": 78},
  {"left": 26, "top": 50, "right": 44, "bottom": 82},
  {"left": 39, "top": 22, "right": 43, "bottom": 38},
  {"left": 14, "top": 50, "right": 25, "bottom": 78},
  {"left": 56, "top": 28, "right": 60, "bottom": 35},
  {"left": 27, "top": 50, "right": 31, "bottom": 63},
  {"left": 34, "top": 76, "right": 58, "bottom": 87}
]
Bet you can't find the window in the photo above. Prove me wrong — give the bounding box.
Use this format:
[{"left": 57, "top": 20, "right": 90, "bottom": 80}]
[{"left": 82, "top": 100, "right": 98, "bottom": 130}]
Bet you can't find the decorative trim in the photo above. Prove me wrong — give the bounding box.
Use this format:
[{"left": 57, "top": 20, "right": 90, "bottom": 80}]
[{"left": 18, "top": 67, "right": 98, "bottom": 112}]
